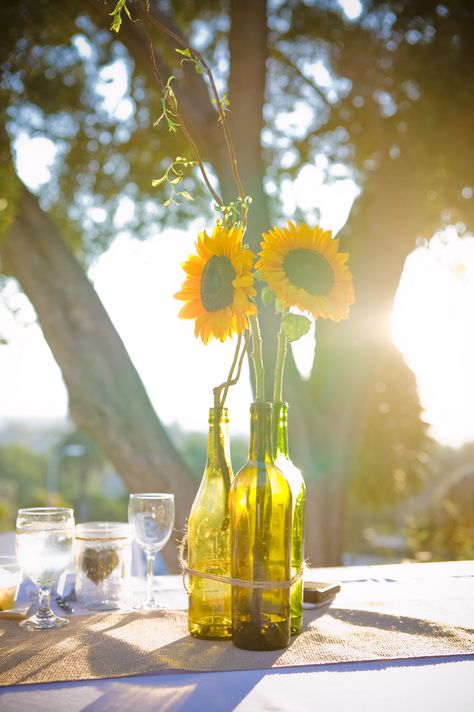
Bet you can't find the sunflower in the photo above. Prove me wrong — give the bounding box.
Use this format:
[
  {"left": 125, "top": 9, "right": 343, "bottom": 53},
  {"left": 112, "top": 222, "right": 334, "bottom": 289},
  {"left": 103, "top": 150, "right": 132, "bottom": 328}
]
[
  {"left": 174, "top": 224, "right": 257, "bottom": 344},
  {"left": 256, "top": 221, "right": 355, "bottom": 321}
]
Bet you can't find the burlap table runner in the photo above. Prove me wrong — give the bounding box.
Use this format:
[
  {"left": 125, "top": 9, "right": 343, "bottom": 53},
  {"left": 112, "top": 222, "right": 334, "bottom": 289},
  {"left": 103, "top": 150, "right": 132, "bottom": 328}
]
[{"left": 1, "top": 591, "right": 473, "bottom": 687}]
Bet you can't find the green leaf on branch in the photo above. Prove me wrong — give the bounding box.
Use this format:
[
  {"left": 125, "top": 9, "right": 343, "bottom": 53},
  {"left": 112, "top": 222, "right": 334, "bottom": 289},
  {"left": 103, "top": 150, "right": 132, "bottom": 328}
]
[
  {"left": 211, "top": 93, "right": 231, "bottom": 117},
  {"left": 175, "top": 48, "right": 192, "bottom": 59},
  {"left": 109, "top": 0, "right": 133, "bottom": 33},
  {"left": 155, "top": 77, "right": 180, "bottom": 133},
  {"left": 215, "top": 194, "right": 253, "bottom": 228},
  {"left": 151, "top": 174, "right": 167, "bottom": 187},
  {"left": 175, "top": 47, "right": 205, "bottom": 75},
  {"left": 275, "top": 298, "right": 285, "bottom": 313},
  {"left": 152, "top": 156, "right": 197, "bottom": 208},
  {"left": 282, "top": 313, "right": 312, "bottom": 342},
  {"left": 261, "top": 287, "right": 276, "bottom": 306}
]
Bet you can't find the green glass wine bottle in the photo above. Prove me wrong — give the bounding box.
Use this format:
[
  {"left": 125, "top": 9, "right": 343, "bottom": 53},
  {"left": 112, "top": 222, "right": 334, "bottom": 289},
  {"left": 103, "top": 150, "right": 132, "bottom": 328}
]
[
  {"left": 188, "top": 406, "right": 233, "bottom": 639},
  {"left": 230, "top": 402, "right": 292, "bottom": 651},
  {"left": 272, "top": 401, "right": 306, "bottom": 635}
]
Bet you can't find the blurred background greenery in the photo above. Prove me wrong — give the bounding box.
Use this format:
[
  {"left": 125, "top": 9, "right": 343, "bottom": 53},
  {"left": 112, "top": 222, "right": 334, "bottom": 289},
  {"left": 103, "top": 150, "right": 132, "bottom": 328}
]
[{"left": 1, "top": 419, "right": 473, "bottom": 561}]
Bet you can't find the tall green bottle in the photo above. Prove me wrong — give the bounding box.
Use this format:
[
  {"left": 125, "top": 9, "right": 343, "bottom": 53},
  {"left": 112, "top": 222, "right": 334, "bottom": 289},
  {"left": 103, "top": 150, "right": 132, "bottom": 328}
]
[
  {"left": 188, "top": 406, "right": 233, "bottom": 639},
  {"left": 272, "top": 401, "right": 306, "bottom": 635},
  {"left": 230, "top": 402, "right": 292, "bottom": 651}
]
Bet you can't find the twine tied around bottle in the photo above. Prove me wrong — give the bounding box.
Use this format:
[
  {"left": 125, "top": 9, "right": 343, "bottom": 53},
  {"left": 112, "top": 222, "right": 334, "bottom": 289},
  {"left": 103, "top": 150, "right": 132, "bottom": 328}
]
[{"left": 178, "top": 530, "right": 305, "bottom": 594}]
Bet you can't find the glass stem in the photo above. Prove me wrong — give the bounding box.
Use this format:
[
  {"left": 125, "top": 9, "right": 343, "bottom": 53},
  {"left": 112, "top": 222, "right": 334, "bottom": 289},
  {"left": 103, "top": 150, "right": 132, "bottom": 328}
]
[
  {"left": 37, "top": 586, "right": 53, "bottom": 619},
  {"left": 146, "top": 552, "right": 156, "bottom": 606}
]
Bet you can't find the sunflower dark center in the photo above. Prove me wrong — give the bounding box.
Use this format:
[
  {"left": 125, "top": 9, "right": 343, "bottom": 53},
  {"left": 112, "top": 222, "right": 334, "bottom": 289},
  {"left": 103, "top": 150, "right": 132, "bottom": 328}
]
[
  {"left": 283, "top": 248, "right": 334, "bottom": 295},
  {"left": 201, "top": 255, "right": 236, "bottom": 312}
]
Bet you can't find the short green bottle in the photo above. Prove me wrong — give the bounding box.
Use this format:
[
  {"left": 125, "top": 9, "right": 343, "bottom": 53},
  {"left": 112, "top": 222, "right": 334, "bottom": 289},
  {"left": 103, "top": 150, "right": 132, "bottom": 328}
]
[
  {"left": 188, "top": 407, "right": 233, "bottom": 639},
  {"left": 230, "top": 402, "right": 292, "bottom": 651},
  {"left": 272, "top": 401, "right": 306, "bottom": 635}
]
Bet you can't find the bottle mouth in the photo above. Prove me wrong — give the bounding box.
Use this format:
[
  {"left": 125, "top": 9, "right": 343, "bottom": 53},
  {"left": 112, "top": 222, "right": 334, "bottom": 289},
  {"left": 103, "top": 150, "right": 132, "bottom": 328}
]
[
  {"left": 250, "top": 402, "right": 273, "bottom": 411},
  {"left": 208, "top": 406, "right": 229, "bottom": 422}
]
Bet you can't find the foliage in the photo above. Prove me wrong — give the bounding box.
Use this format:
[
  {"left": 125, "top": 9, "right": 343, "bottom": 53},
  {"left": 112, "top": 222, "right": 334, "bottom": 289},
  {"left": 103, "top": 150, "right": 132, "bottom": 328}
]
[
  {"left": 349, "top": 348, "right": 433, "bottom": 509},
  {"left": 2, "top": 1, "right": 473, "bottom": 246},
  {"left": 0, "top": 444, "right": 48, "bottom": 521},
  {"left": 172, "top": 429, "right": 248, "bottom": 481},
  {"left": 0, "top": 426, "right": 249, "bottom": 531},
  {"left": 0, "top": 431, "right": 123, "bottom": 529},
  {"left": 405, "top": 443, "right": 474, "bottom": 560},
  {"left": 0, "top": 130, "right": 21, "bottom": 246}
]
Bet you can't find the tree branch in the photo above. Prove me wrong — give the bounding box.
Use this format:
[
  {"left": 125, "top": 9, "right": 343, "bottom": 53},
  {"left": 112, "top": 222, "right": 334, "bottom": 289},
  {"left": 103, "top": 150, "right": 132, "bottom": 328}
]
[{"left": 271, "top": 47, "right": 331, "bottom": 106}]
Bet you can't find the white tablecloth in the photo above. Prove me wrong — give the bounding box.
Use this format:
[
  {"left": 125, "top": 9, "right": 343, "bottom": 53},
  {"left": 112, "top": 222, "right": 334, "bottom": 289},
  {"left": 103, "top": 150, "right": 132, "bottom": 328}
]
[{"left": 1, "top": 561, "right": 473, "bottom": 712}]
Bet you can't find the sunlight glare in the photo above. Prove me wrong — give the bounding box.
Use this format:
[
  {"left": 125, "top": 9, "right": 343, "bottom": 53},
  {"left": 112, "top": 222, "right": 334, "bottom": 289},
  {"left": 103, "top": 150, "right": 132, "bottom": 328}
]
[
  {"left": 13, "top": 134, "right": 58, "bottom": 189},
  {"left": 338, "top": 0, "right": 363, "bottom": 21},
  {"left": 392, "top": 228, "right": 474, "bottom": 447}
]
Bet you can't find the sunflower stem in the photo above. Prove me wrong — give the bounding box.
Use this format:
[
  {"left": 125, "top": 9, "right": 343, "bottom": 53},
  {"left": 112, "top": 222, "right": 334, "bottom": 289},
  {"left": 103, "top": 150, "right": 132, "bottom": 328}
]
[
  {"left": 249, "top": 315, "right": 265, "bottom": 403},
  {"left": 221, "top": 331, "right": 250, "bottom": 407},
  {"left": 273, "top": 308, "right": 289, "bottom": 403}
]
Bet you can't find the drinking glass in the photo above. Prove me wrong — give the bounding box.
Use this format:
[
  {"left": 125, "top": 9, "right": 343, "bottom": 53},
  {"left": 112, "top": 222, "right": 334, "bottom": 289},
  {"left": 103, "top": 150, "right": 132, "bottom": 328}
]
[
  {"left": 16, "top": 507, "right": 75, "bottom": 630},
  {"left": 128, "top": 493, "right": 175, "bottom": 610}
]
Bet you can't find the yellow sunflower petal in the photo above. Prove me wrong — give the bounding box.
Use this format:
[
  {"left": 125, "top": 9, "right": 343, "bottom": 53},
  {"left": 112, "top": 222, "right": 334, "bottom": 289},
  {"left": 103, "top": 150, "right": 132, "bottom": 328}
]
[{"left": 178, "top": 301, "right": 202, "bottom": 319}]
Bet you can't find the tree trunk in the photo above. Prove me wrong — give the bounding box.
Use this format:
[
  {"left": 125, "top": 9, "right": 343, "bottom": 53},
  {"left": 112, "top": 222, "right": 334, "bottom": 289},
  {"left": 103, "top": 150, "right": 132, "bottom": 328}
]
[
  {"left": 228, "top": 0, "right": 283, "bottom": 400},
  {"left": 0, "top": 186, "right": 196, "bottom": 571},
  {"left": 299, "top": 154, "right": 429, "bottom": 565}
]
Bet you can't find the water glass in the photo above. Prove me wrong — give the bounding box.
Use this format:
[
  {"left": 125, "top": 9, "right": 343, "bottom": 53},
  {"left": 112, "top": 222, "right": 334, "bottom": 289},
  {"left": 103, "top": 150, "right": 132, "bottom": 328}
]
[
  {"left": 16, "top": 507, "right": 74, "bottom": 630},
  {"left": 128, "top": 493, "right": 175, "bottom": 610}
]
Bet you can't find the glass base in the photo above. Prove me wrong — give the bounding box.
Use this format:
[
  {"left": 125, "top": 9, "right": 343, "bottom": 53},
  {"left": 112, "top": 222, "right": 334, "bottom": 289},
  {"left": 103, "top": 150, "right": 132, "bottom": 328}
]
[
  {"left": 20, "top": 611, "right": 70, "bottom": 630},
  {"left": 132, "top": 600, "right": 163, "bottom": 612}
]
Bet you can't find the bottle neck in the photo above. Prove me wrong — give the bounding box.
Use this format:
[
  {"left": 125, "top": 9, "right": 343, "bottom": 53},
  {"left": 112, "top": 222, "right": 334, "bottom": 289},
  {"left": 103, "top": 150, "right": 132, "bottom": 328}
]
[
  {"left": 207, "top": 407, "right": 231, "bottom": 472},
  {"left": 248, "top": 403, "right": 274, "bottom": 462},
  {"left": 272, "top": 401, "right": 289, "bottom": 459}
]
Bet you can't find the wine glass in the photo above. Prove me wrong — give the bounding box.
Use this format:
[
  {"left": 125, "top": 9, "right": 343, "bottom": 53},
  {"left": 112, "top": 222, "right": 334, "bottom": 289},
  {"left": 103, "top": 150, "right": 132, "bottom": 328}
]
[
  {"left": 16, "top": 507, "right": 75, "bottom": 630},
  {"left": 128, "top": 493, "right": 175, "bottom": 610}
]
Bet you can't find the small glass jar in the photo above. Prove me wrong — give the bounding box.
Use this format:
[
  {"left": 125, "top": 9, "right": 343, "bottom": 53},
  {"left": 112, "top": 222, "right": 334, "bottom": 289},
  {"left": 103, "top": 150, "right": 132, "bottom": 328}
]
[{"left": 75, "top": 522, "right": 131, "bottom": 610}]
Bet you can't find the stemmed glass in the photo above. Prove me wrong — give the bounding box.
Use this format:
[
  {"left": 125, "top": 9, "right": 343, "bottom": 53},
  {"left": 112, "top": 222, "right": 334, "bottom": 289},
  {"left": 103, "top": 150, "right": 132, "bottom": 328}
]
[
  {"left": 15, "top": 507, "right": 75, "bottom": 630},
  {"left": 128, "top": 493, "right": 175, "bottom": 610}
]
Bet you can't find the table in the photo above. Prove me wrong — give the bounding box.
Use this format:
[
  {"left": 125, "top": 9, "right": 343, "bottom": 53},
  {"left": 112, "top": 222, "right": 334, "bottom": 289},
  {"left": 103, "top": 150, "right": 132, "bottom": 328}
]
[{"left": 1, "top": 561, "right": 473, "bottom": 711}]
